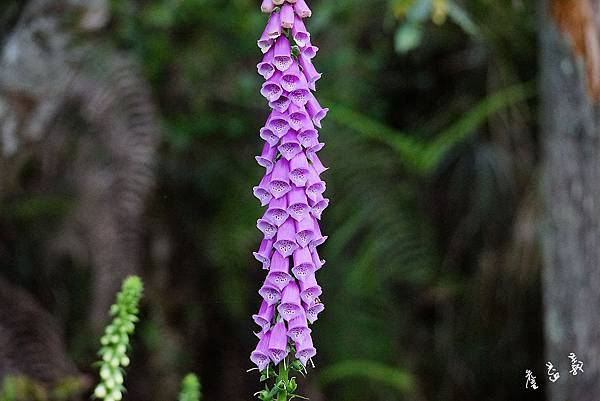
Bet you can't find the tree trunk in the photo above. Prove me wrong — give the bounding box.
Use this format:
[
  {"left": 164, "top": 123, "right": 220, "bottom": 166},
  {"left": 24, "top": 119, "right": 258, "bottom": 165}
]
[{"left": 541, "top": 0, "right": 600, "bottom": 400}]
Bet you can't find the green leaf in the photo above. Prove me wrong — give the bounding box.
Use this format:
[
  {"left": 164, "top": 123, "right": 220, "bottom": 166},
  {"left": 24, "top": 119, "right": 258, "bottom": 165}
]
[{"left": 394, "top": 22, "right": 423, "bottom": 53}]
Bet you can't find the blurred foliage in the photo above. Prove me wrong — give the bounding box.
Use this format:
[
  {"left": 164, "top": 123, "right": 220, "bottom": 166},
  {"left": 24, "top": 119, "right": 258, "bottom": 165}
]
[
  {"left": 177, "top": 374, "right": 201, "bottom": 401},
  {"left": 0, "top": 376, "right": 86, "bottom": 401},
  {"left": 1, "top": 0, "right": 543, "bottom": 400}
]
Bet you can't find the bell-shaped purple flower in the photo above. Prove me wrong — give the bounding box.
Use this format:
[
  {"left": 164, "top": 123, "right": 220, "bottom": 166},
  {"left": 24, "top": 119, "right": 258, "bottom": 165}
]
[
  {"left": 253, "top": 238, "right": 274, "bottom": 269},
  {"left": 277, "top": 281, "right": 303, "bottom": 321},
  {"left": 295, "top": 216, "right": 316, "bottom": 248},
  {"left": 269, "top": 158, "right": 292, "bottom": 199},
  {"left": 266, "top": 252, "right": 292, "bottom": 291},
  {"left": 251, "top": 330, "right": 272, "bottom": 370},
  {"left": 299, "top": 273, "right": 322, "bottom": 305},
  {"left": 295, "top": 335, "right": 317, "bottom": 367},
  {"left": 268, "top": 322, "right": 289, "bottom": 364},
  {"left": 274, "top": 217, "right": 299, "bottom": 257},
  {"left": 292, "top": 247, "right": 315, "bottom": 282},
  {"left": 304, "top": 301, "right": 324, "bottom": 324},
  {"left": 287, "top": 312, "right": 312, "bottom": 343},
  {"left": 253, "top": 301, "right": 275, "bottom": 334},
  {"left": 294, "top": 0, "right": 312, "bottom": 18},
  {"left": 287, "top": 185, "right": 310, "bottom": 221},
  {"left": 265, "top": 196, "right": 289, "bottom": 227}
]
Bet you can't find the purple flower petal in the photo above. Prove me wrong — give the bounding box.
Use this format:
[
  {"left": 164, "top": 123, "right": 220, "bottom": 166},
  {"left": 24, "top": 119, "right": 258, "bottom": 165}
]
[
  {"left": 292, "top": 247, "right": 316, "bottom": 281},
  {"left": 261, "top": 71, "right": 283, "bottom": 102},
  {"left": 250, "top": 330, "right": 271, "bottom": 370},
  {"left": 258, "top": 30, "right": 273, "bottom": 54},
  {"left": 294, "top": 0, "right": 312, "bottom": 18},
  {"left": 304, "top": 301, "right": 324, "bottom": 324},
  {"left": 287, "top": 185, "right": 310, "bottom": 221},
  {"left": 265, "top": 196, "right": 289, "bottom": 227},
  {"left": 288, "top": 103, "right": 309, "bottom": 131},
  {"left": 269, "top": 158, "right": 292, "bottom": 199},
  {"left": 297, "top": 125, "right": 319, "bottom": 149},
  {"left": 310, "top": 193, "right": 329, "bottom": 220},
  {"left": 253, "top": 238, "right": 274, "bottom": 269},
  {"left": 295, "top": 216, "right": 316, "bottom": 248},
  {"left": 289, "top": 153, "right": 310, "bottom": 188},
  {"left": 253, "top": 174, "right": 273, "bottom": 206},
  {"left": 260, "top": 127, "right": 280, "bottom": 147},
  {"left": 266, "top": 252, "right": 292, "bottom": 290},
  {"left": 257, "top": 218, "right": 278, "bottom": 240},
  {"left": 306, "top": 142, "right": 325, "bottom": 161},
  {"left": 252, "top": 301, "right": 275, "bottom": 333},
  {"left": 295, "top": 335, "right": 317, "bottom": 367},
  {"left": 269, "top": 94, "right": 291, "bottom": 113},
  {"left": 287, "top": 313, "right": 312, "bottom": 343},
  {"left": 261, "top": 0, "right": 275, "bottom": 13},
  {"left": 277, "top": 281, "right": 303, "bottom": 321},
  {"left": 310, "top": 224, "right": 328, "bottom": 252},
  {"left": 280, "top": 3, "right": 295, "bottom": 29},
  {"left": 311, "top": 248, "right": 326, "bottom": 271},
  {"left": 310, "top": 153, "right": 328, "bottom": 175},
  {"left": 255, "top": 143, "right": 277, "bottom": 174},
  {"left": 302, "top": 41, "right": 319, "bottom": 59},
  {"left": 289, "top": 74, "right": 310, "bottom": 107},
  {"left": 281, "top": 63, "right": 301, "bottom": 92},
  {"left": 306, "top": 166, "right": 326, "bottom": 202},
  {"left": 259, "top": 278, "right": 281, "bottom": 305},
  {"left": 292, "top": 15, "right": 310, "bottom": 47},
  {"left": 278, "top": 132, "right": 302, "bottom": 161},
  {"left": 274, "top": 217, "right": 299, "bottom": 257},
  {"left": 299, "top": 53, "right": 322, "bottom": 91},
  {"left": 306, "top": 93, "right": 329, "bottom": 128},
  {"left": 267, "top": 110, "right": 290, "bottom": 138},
  {"left": 257, "top": 48, "right": 275, "bottom": 79},
  {"left": 268, "top": 322, "right": 289, "bottom": 364},
  {"left": 273, "top": 36, "right": 293, "bottom": 72},
  {"left": 265, "top": 11, "right": 281, "bottom": 39},
  {"left": 299, "top": 273, "right": 322, "bottom": 304}
]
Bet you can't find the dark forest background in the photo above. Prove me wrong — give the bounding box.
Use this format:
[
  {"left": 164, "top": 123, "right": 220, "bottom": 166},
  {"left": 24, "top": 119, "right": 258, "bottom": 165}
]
[{"left": 2, "top": 0, "right": 597, "bottom": 400}]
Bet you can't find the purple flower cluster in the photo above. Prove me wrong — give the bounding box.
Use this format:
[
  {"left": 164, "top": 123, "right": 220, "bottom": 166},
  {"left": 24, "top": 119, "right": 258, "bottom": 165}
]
[{"left": 250, "top": 0, "right": 328, "bottom": 372}]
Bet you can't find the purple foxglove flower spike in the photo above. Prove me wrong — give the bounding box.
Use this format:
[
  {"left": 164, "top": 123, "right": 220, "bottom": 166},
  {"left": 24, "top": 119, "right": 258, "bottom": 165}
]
[
  {"left": 280, "top": 3, "right": 295, "bottom": 29},
  {"left": 266, "top": 252, "right": 292, "bottom": 291},
  {"left": 251, "top": 0, "right": 328, "bottom": 386},
  {"left": 251, "top": 330, "right": 272, "bottom": 370},
  {"left": 289, "top": 153, "right": 310, "bottom": 187},
  {"left": 287, "top": 313, "right": 312, "bottom": 343},
  {"left": 278, "top": 132, "right": 302, "bottom": 161},
  {"left": 265, "top": 196, "right": 289, "bottom": 227},
  {"left": 277, "top": 281, "right": 303, "bottom": 321},
  {"left": 287, "top": 186, "right": 310, "bottom": 222},
  {"left": 295, "top": 335, "right": 317, "bottom": 367},
  {"left": 268, "top": 322, "right": 289, "bottom": 364},
  {"left": 269, "top": 158, "right": 292, "bottom": 199},
  {"left": 253, "top": 301, "right": 275, "bottom": 334},
  {"left": 253, "top": 238, "right": 274, "bottom": 269},
  {"left": 295, "top": 216, "right": 316, "bottom": 248},
  {"left": 292, "top": 247, "right": 316, "bottom": 281},
  {"left": 299, "top": 273, "right": 322, "bottom": 305},
  {"left": 274, "top": 217, "right": 299, "bottom": 257}
]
